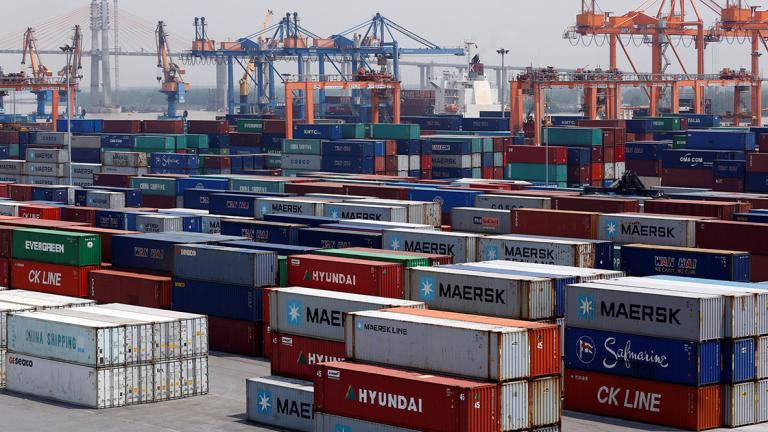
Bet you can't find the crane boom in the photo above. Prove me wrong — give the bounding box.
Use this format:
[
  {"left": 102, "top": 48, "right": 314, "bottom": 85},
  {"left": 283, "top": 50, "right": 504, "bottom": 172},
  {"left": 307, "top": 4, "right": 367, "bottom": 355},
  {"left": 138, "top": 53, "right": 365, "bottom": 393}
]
[
  {"left": 59, "top": 25, "right": 83, "bottom": 78},
  {"left": 21, "top": 27, "right": 52, "bottom": 81}
]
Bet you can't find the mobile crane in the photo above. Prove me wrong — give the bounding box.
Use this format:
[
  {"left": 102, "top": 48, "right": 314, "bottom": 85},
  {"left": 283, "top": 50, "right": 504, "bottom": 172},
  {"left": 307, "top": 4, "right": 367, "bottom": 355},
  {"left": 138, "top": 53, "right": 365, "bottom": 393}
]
[{"left": 156, "top": 21, "right": 190, "bottom": 119}]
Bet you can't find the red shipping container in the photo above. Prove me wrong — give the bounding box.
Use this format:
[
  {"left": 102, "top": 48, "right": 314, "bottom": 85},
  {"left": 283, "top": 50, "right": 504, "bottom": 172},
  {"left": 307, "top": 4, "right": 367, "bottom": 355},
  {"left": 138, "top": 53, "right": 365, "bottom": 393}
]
[
  {"left": 662, "top": 168, "right": 714, "bottom": 188},
  {"left": 8, "top": 184, "right": 34, "bottom": 202},
  {"left": 590, "top": 147, "right": 603, "bottom": 163},
  {"left": 208, "top": 316, "right": 262, "bottom": 357},
  {"left": 141, "top": 195, "right": 178, "bottom": 209},
  {"left": 314, "top": 361, "right": 499, "bottom": 432},
  {"left": 284, "top": 182, "right": 346, "bottom": 195},
  {"left": 564, "top": 370, "right": 722, "bottom": 431},
  {"left": 713, "top": 178, "right": 745, "bottom": 193},
  {"left": 93, "top": 173, "right": 132, "bottom": 188},
  {"left": 645, "top": 199, "right": 748, "bottom": 220},
  {"left": 11, "top": 259, "right": 99, "bottom": 297},
  {"left": 287, "top": 255, "right": 403, "bottom": 298},
  {"left": 602, "top": 130, "right": 615, "bottom": 147},
  {"left": 18, "top": 204, "right": 61, "bottom": 221},
  {"left": 187, "top": 120, "right": 228, "bottom": 135},
  {"left": 696, "top": 220, "right": 768, "bottom": 254},
  {"left": 0, "top": 181, "right": 11, "bottom": 198},
  {"left": 385, "top": 155, "right": 397, "bottom": 172},
  {"left": 344, "top": 184, "right": 408, "bottom": 200},
  {"left": 577, "top": 119, "right": 626, "bottom": 128},
  {"left": 750, "top": 254, "right": 768, "bottom": 282},
  {"left": 420, "top": 155, "right": 433, "bottom": 171},
  {"left": 88, "top": 269, "right": 171, "bottom": 308},
  {"left": 374, "top": 156, "right": 385, "bottom": 173},
  {"left": 142, "top": 120, "right": 184, "bottom": 134},
  {"left": 61, "top": 206, "right": 98, "bottom": 226},
  {"left": 0, "top": 258, "right": 9, "bottom": 287},
  {"left": 384, "top": 307, "right": 561, "bottom": 377},
  {"left": 0, "top": 226, "right": 14, "bottom": 258},
  {"left": 385, "top": 140, "right": 397, "bottom": 156},
  {"left": 603, "top": 145, "right": 615, "bottom": 163},
  {"left": 481, "top": 167, "right": 493, "bottom": 179},
  {"left": 512, "top": 208, "right": 599, "bottom": 239},
  {"left": 615, "top": 143, "right": 626, "bottom": 162},
  {"left": 262, "top": 119, "right": 286, "bottom": 134},
  {"left": 202, "top": 155, "right": 231, "bottom": 170},
  {"left": 759, "top": 134, "right": 768, "bottom": 153},
  {"left": 552, "top": 196, "right": 640, "bottom": 213},
  {"left": 270, "top": 332, "right": 346, "bottom": 381},
  {"left": 591, "top": 163, "right": 604, "bottom": 181},
  {"left": 627, "top": 159, "right": 661, "bottom": 177},
  {"left": 747, "top": 152, "right": 768, "bottom": 173},
  {"left": 229, "top": 132, "right": 261, "bottom": 147},
  {"left": 101, "top": 120, "right": 141, "bottom": 134},
  {"left": 506, "top": 145, "right": 568, "bottom": 164},
  {"left": 0, "top": 131, "right": 20, "bottom": 144},
  {"left": 0, "top": 218, "right": 86, "bottom": 229},
  {"left": 567, "top": 165, "right": 591, "bottom": 185}
]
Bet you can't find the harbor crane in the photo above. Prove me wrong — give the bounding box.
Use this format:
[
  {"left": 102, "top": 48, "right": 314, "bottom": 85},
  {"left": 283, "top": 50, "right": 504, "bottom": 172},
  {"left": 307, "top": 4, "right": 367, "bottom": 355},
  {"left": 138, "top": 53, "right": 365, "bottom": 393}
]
[
  {"left": 22, "top": 27, "right": 54, "bottom": 117},
  {"left": 156, "top": 20, "right": 190, "bottom": 119}
]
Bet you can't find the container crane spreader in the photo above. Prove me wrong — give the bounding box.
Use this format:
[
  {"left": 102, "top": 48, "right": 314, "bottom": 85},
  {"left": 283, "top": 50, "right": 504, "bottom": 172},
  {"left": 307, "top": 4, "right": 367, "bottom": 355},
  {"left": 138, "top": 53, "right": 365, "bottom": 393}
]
[{"left": 156, "top": 21, "right": 190, "bottom": 119}]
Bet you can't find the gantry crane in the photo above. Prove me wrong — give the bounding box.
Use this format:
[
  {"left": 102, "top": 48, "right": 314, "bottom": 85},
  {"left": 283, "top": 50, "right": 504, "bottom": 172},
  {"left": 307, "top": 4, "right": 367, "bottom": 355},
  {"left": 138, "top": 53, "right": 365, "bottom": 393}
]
[
  {"left": 22, "top": 27, "right": 54, "bottom": 117},
  {"left": 156, "top": 21, "right": 190, "bottom": 119},
  {"left": 59, "top": 25, "right": 83, "bottom": 80},
  {"left": 238, "top": 10, "right": 273, "bottom": 114}
]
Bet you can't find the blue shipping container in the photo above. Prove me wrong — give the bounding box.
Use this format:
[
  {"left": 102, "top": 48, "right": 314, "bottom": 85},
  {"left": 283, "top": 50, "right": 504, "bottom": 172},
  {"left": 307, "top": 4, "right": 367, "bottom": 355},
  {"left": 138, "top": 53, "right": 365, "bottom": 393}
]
[
  {"left": 293, "top": 124, "right": 342, "bottom": 140},
  {"left": 407, "top": 188, "right": 480, "bottom": 213},
  {"left": 263, "top": 213, "right": 340, "bottom": 227},
  {"left": 320, "top": 157, "right": 375, "bottom": 174},
  {"left": 111, "top": 232, "right": 243, "bottom": 272},
  {"left": 171, "top": 278, "right": 263, "bottom": 322},
  {"left": 662, "top": 149, "right": 740, "bottom": 169},
  {"left": 625, "top": 141, "right": 673, "bottom": 160},
  {"left": 746, "top": 173, "right": 768, "bottom": 193},
  {"left": 150, "top": 153, "right": 200, "bottom": 170},
  {"left": 567, "top": 148, "right": 591, "bottom": 166},
  {"left": 713, "top": 160, "right": 746, "bottom": 179},
  {"left": 722, "top": 338, "right": 756, "bottom": 383},
  {"left": 297, "top": 227, "right": 382, "bottom": 249},
  {"left": 620, "top": 244, "right": 750, "bottom": 282},
  {"left": 220, "top": 219, "right": 302, "bottom": 244},
  {"left": 83, "top": 186, "right": 142, "bottom": 208},
  {"left": 176, "top": 178, "right": 229, "bottom": 195},
  {"left": 100, "top": 134, "right": 135, "bottom": 149},
  {"left": 686, "top": 130, "right": 756, "bottom": 151},
  {"left": 218, "top": 240, "right": 318, "bottom": 256},
  {"left": 564, "top": 327, "right": 721, "bottom": 386},
  {"left": 462, "top": 117, "right": 509, "bottom": 131},
  {"left": 322, "top": 140, "right": 384, "bottom": 157},
  {"left": 209, "top": 193, "right": 259, "bottom": 217}
]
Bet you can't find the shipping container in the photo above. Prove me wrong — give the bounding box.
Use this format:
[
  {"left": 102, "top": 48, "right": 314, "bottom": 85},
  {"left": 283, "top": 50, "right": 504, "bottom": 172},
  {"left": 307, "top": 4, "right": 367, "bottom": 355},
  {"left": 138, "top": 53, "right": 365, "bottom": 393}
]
[
  {"left": 512, "top": 208, "right": 599, "bottom": 240},
  {"left": 407, "top": 266, "right": 555, "bottom": 320},
  {"left": 172, "top": 278, "right": 262, "bottom": 322},
  {"left": 450, "top": 207, "right": 512, "bottom": 234},
  {"left": 382, "top": 228, "right": 479, "bottom": 263},
  {"left": 323, "top": 202, "right": 407, "bottom": 223},
  {"left": 246, "top": 376, "right": 314, "bottom": 431},
  {"left": 12, "top": 228, "right": 101, "bottom": 266},
  {"left": 314, "top": 412, "right": 419, "bottom": 432},
  {"left": 220, "top": 219, "right": 303, "bottom": 244},
  {"left": 11, "top": 260, "right": 99, "bottom": 297},
  {"left": 478, "top": 235, "right": 596, "bottom": 267},
  {"left": 173, "top": 244, "right": 276, "bottom": 288},
  {"left": 208, "top": 316, "right": 261, "bottom": 357},
  {"left": 314, "top": 361, "right": 499, "bottom": 432},
  {"left": 598, "top": 213, "right": 698, "bottom": 247},
  {"left": 620, "top": 244, "right": 750, "bottom": 281},
  {"left": 268, "top": 287, "right": 423, "bottom": 342},
  {"left": 270, "top": 332, "right": 346, "bottom": 381},
  {"left": 88, "top": 270, "right": 172, "bottom": 309},
  {"left": 475, "top": 194, "right": 552, "bottom": 210},
  {"left": 298, "top": 227, "right": 382, "bottom": 249},
  {"left": 313, "top": 248, "right": 430, "bottom": 268},
  {"left": 565, "top": 282, "right": 723, "bottom": 341},
  {"left": 564, "top": 369, "right": 722, "bottom": 430},
  {"left": 286, "top": 255, "right": 403, "bottom": 298},
  {"left": 564, "top": 327, "right": 721, "bottom": 386}
]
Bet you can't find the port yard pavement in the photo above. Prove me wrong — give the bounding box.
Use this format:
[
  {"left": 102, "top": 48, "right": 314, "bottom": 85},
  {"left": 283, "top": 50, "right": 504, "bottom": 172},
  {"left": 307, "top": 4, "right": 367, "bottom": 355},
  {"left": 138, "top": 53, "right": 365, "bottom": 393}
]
[{"left": 0, "top": 353, "right": 763, "bottom": 432}]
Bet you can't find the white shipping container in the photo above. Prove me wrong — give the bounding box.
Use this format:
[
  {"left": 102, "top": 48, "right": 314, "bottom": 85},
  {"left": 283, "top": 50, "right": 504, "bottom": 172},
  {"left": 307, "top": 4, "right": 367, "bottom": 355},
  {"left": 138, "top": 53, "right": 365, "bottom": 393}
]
[
  {"left": 480, "top": 260, "right": 624, "bottom": 281},
  {"left": 24, "top": 162, "right": 68, "bottom": 177},
  {"left": 6, "top": 353, "right": 128, "bottom": 408},
  {"left": 597, "top": 213, "right": 699, "bottom": 247},
  {"left": 314, "top": 412, "right": 419, "bottom": 432},
  {"left": 383, "top": 228, "right": 480, "bottom": 263},
  {"left": 71, "top": 163, "right": 101, "bottom": 178},
  {"left": 324, "top": 203, "right": 407, "bottom": 223},
  {"left": 335, "top": 219, "right": 436, "bottom": 231},
  {"left": 346, "top": 310, "right": 530, "bottom": 381},
  {"left": 0, "top": 175, "right": 24, "bottom": 183},
  {"left": 348, "top": 198, "right": 442, "bottom": 227},
  {"left": 255, "top": 197, "right": 326, "bottom": 219},
  {"left": 0, "top": 160, "right": 25, "bottom": 175},
  {"left": 475, "top": 194, "right": 552, "bottom": 210},
  {"left": 86, "top": 190, "right": 126, "bottom": 209},
  {"left": 0, "top": 202, "right": 22, "bottom": 217},
  {"left": 71, "top": 135, "right": 101, "bottom": 149},
  {"left": 136, "top": 214, "right": 184, "bottom": 233},
  {"left": 724, "top": 382, "right": 756, "bottom": 427},
  {"left": 500, "top": 376, "right": 562, "bottom": 431},
  {"left": 8, "top": 311, "right": 127, "bottom": 366},
  {"left": 0, "top": 348, "right": 5, "bottom": 388},
  {"left": 0, "top": 289, "right": 95, "bottom": 309},
  {"left": 102, "top": 151, "right": 148, "bottom": 167},
  {"left": 246, "top": 376, "right": 314, "bottom": 432},
  {"left": 758, "top": 379, "right": 768, "bottom": 423},
  {"left": 478, "top": 235, "right": 595, "bottom": 267},
  {"left": 758, "top": 336, "right": 768, "bottom": 379},
  {"left": 0, "top": 302, "right": 41, "bottom": 348},
  {"left": 26, "top": 176, "right": 68, "bottom": 185},
  {"left": 73, "top": 178, "right": 95, "bottom": 187}
]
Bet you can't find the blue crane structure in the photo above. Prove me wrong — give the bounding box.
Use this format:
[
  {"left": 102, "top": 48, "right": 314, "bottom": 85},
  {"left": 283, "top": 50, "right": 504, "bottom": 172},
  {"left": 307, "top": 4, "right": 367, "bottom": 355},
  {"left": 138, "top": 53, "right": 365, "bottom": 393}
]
[{"left": 184, "top": 12, "right": 464, "bottom": 115}]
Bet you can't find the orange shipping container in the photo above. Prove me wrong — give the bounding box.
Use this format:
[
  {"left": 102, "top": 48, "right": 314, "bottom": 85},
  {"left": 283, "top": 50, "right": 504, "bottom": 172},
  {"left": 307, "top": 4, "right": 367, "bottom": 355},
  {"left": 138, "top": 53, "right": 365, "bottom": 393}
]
[{"left": 18, "top": 204, "right": 61, "bottom": 220}]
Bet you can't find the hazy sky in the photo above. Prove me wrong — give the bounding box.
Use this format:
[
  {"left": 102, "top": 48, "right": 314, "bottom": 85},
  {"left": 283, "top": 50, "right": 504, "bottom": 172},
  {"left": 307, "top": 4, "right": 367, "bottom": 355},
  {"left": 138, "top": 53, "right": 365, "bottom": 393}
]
[{"left": 0, "top": 0, "right": 754, "bottom": 89}]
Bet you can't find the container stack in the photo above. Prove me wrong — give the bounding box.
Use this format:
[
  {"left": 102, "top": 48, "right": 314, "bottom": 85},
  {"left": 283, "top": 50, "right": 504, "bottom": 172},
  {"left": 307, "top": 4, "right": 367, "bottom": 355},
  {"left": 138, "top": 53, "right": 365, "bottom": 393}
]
[
  {"left": 505, "top": 145, "right": 568, "bottom": 186},
  {"left": 0, "top": 159, "right": 25, "bottom": 183},
  {"left": 172, "top": 243, "right": 276, "bottom": 357},
  {"left": 10, "top": 229, "right": 102, "bottom": 298},
  {"left": 427, "top": 135, "right": 483, "bottom": 179},
  {"left": 101, "top": 150, "right": 149, "bottom": 177},
  {"left": 71, "top": 163, "right": 100, "bottom": 187},
  {"left": 5, "top": 303, "right": 208, "bottom": 408},
  {"left": 25, "top": 148, "right": 69, "bottom": 185},
  {"left": 149, "top": 153, "right": 200, "bottom": 175},
  {"left": 130, "top": 176, "right": 178, "bottom": 208},
  {"left": 746, "top": 152, "right": 768, "bottom": 193},
  {"left": 625, "top": 140, "right": 672, "bottom": 187},
  {"left": 563, "top": 276, "right": 768, "bottom": 430}
]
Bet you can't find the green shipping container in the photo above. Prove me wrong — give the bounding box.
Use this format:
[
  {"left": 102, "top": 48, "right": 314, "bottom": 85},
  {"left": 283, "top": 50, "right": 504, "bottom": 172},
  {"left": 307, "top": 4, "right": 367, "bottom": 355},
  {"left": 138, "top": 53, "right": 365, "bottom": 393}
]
[
  {"left": 266, "top": 154, "right": 282, "bottom": 169},
  {"left": 644, "top": 117, "right": 682, "bottom": 131},
  {"left": 282, "top": 139, "right": 322, "bottom": 155},
  {"left": 341, "top": 123, "right": 366, "bottom": 139},
  {"left": 130, "top": 176, "right": 177, "bottom": 196},
  {"left": 672, "top": 135, "right": 687, "bottom": 149},
  {"left": 369, "top": 123, "right": 420, "bottom": 140},
  {"left": 278, "top": 256, "right": 288, "bottom": 287},
  {"left": 186, "top": 134, "right": 210, "bottom": 149},
  {"left": 506, "top": 163, "right": 568, "bottom": 182},
  {"left": 313, "top": 249, "right": 429, "bottom": 268},
  {"left": 9, "top": 144, "right": 19, "bottom": 157},
  {"left": 427, "top": 136, "right": 485, "bottom": 153},
  {"left": 166, "top": 134, "right": 187, "bottom": 150},
  {"left": 12, "top": 228, "right": 101, "bottom": 266},
  {"left": 134, "top": 136, "right": 175, "bottom": 151},
  {"left": 237, "top": 119, "right": 264, "bottom": 133},
  {"left": 543, "top": 127, "right": 603, "bottom": 146},
  {"left": 207, "top": 147, "right": 230, "bottom": 155}
]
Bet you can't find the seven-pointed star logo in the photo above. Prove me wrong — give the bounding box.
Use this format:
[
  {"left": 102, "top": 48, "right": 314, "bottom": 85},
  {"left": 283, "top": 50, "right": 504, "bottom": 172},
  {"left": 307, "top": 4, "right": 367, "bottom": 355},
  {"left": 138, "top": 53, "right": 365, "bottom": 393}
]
[
  {"left": 605, "top": 220, "right": 618, "bottom": 237},
  {"left": 577, "top": 295, "right": 596, "bottom": 320},
  {"left": 419, "top": 276, "right": 436, "bottom": 301},
  {"left": 484, "top": 246, "right": 498, "bottom": 260},
  {"left": 260, "top": 205, "right": 269, "bottom": 216},
  {"left": 329, "top": 208, "right": 340, "bottom": 219},
  {"left": 287, "top": 301, "right": 302, "bottom": 325},
  {"left": 256, "top": 390, "right": 272, "bottom": 415},
  {"left": 390, "top": 237, "right": 401, "bottom": 251}
]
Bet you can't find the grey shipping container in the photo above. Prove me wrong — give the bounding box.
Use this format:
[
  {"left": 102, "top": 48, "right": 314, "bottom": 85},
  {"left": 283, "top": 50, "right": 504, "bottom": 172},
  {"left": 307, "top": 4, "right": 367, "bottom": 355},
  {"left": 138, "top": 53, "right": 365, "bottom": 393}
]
[
  {"left": 323, "top": 203, "right": 407, "bottom": 223},
  {"left": 0, "top": 290, "right": 95, "bottom": 308},
  {"left": 382, "top": 228, "right": 480, "bottom": 263},
  {"left": 501, "top": 376, "right": 562, "bottom": 430},
  {"left": 471, "top": 260, "right": 624, "bottom": 281},
  {"left": 314, "top": 412, "right": 419, "bottom": 432},
  {"left": 348, "top": 198, "right": 442, "bottom": 227},
  {"left": 345, "top": 310, "right": 531, "bottom": 381},
  {"left": 255, "top": 197, "right": 326, "bottom": 219},
  {"left": 26, "top": 147, "right": 68, "bottom": 162},
  {"left": 407, "top": 266, "right": 555, "bottom": 319},
  {"left": 0, "top": 160, "right": 25, "bottom": 175},
  {"left": 759, "top": 336, "right": 768, "bottom": 379},
  {"left": 451, "top": 207, "right": 512, "bottom": 234},
  {"left": 281, "top": 154, "right": 322, "bottom": 171},
  {"left": 724, "top": 381, "right": 756, "bottom": 427},
  {"left": 136, "top": 214, "right": 184, "bottom": 233},
  {"left": 0, "top": 348, "right": 5, "bottom": 388},
  {"left": 100, "top": 166, "right": 149, "bottom": 176},
  {"left": 478, "top": 235, "right": 595, "bottom": 267},
  {"left": 71, "top": 135, "right": 101, "bottom": 149},
  {"left": 758, "top": 379, "right": 768, "bottom": 423},
  {"left": 24, "top": 162, "right": 67, "bottom": 177},
  {"left": 246, "top": 376, "right": 314, "bottom": 432},
  {"left": 597, "top": 213, "right": 698, "bottom": 247},
  {"left": 72, "top": 163, "right": 101, "bottom": 178},
  {"left": 174, "top": 244, "right": 277, "bottom": 288},
  {"left": 475, "top": 194, "right": 552, "bottom": 210},
  {"left": 102, "top": 152, "right": 148, "bottom": 167},
  {"left": 596, "top": 277, "right": 760, "bottom": 338},
  {"left": 268, "top": 287, "right": 424, "bottom": 342},
  {"left": 565, "top": 282, "right": 724, "bottom": 341},
  {"left": 86, "top": 190, "right": 126, "bottom": 209}
]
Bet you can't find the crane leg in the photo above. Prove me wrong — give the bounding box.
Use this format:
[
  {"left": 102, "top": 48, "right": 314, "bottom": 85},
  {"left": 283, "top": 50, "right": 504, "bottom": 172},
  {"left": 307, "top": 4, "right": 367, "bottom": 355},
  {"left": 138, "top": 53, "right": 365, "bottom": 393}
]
[
  {"left": 227, "top": 56, "right": 235, "bottom": 115},
  {"left": 36, "top": 92, "right": 46, "bottom": 117},
  {"left": 167, "top": 93, "right": 177, "bottom": 119}
]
